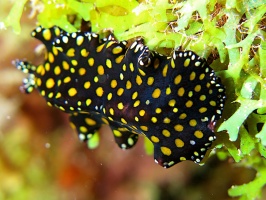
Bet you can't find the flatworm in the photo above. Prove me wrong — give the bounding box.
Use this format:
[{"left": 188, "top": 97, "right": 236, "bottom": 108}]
[{"left": 15, "top": 26, "right": 226, "bottom": 168}]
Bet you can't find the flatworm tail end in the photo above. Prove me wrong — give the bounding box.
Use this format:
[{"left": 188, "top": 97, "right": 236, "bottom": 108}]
[
  {"left": 112, "top": 128, "right": 139, "bottom": 150},
  {"left": 69, "top": 112, "right": 107, "bottom": 142},
  {"left": 13, "top": 60, "right": 36, "bottom": 93}
]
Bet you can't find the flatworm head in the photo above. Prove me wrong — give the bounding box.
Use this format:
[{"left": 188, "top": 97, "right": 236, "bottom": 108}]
[{"left": 15, "top": 26, "right": 225, "bottom": 168}]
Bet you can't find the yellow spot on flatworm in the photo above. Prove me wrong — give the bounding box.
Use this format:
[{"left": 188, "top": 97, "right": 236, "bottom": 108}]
[
  {"left": 162, "top": 64, "right": 168, "bottom": 77},
  {"left": 62, "top": 61, "right": 69, "bottom": 70},
  {"left": 79, "top": 68, "right": 86, "bottom": 76},
  {"left": 194, "top": 130, "right": 203, "bottom": 138},
  {"left": 162, "top": 129, "right": 170, "bottom": 137},
  {"left": 190, "top": 71, "right": 196, "bottom": 81},
  {"left": 184, "top": 58, "right": 190, "bottom": 67},
  {"left": 115, "top": 55, "right": 124, "bottom": 64},
  {"left": 68, "top": 88, "right": 77, "bottom": 97},
  {"left": 71, "top": 60, "right": 78, "bottom": 66},
  {"left": 96, "top": 43, "right": 105, "bottom": 52},
  {"left": 46, "top": 78, "right": 55, "bottom": 89},
  {"left": 140, "top": 126, "right": 148, "bottom": 131},
  {"left": 175, "top": 139, "right": 184, "bottom": 148},
  {"left": 48, "top": 92, "right": 53, "bottom": 98},
  {"left": 179, "top": 113, "right": 187, "bottom": 119},
  {"left": 85, "top": 118, "right": 96, "bottom": 126},
  {"left": 151, "top": 117, "right": 157, "bottom": 123},
  {"left": 178, "top": 87, "right": 185, "bottom": 96},
  {"left": 107, "top": 93, "right": 112, "bottom": 100},
  {"left": 200, "top": 95, "right": 206, "bottom": 101},
  {"left": 189, "top": 119, "right": 197, "bottom": 127},
  {"left": 168, "top": 99, "right": 176, "bottom": 107},
  {"left": 76, "top": 36, "right": 84, "bottom": 46},
  {"left": 147, "top": 77, "right": 154, "bottom": 85},
  {"left": 210, "top": 101, "right": 216, "bottom": 106},
  {"left": 113, "top": 130, "right": 122, "bottom": 137},
  {"left": 79, "top": 126, "right": 87, "bottom": 133},
  {"left": 52, "top": 46, "right": 58, "bottom": 55},
  {"left": 106, "top": 59, "right": 112, "bottom": 68},
  {"left": 194, "top": 85, "right": 201, "bottom": 92},
  {"left": 84, "top": 81, "right": 91, "bottom": 89},
  {"left": 199, "top": 107, "right": 207, "bottom": 113},
  {"left": 64, "top": 77, "right": 71, "bottom": 83},
  {"left": 36, "top": 65, "right": 44, "bottom": 75},
  {"left": 48, "top": 52, "right": 54, "bottom": 63},
  {"left": 36, "top": 78, "right": 42, "bottom": 87},
  {"left": 112, "top": 46, "right": 123, "bottom": 54},
  {"left": 126, "top": 80, "right": 132, "bottom": 89},
  {"left": 136, "top": 75, "right": 142, "bottom": 85},
  {"left": 88, "top": 58, "right": 94, "bottom": 66},
  {"left": 81, "top": 49, "right": 89, "bottom": 57},
  {"left": 199, "top": 73, "right": 205, "bottom": 80},
  {"left": 55, "top": 92, "right": 61, "bottom": 99},
  {"left": 173, "top": 108, "right": 178, "bottom": 113},
  {"left": 163, "top": 118, "right": 171, "bottom": 124},
  {"left": 129, "top": 63, "right": 134, "bottom": 72},
  {"left": 122, "top": 64, "right": 126, "bottom": 71},
  {"left": 151, "top": 136, "right": 159, "bottom": 143},
  {"left": 132, "top": 92, "right": 138, "bottom": 100},
  {"left": 155, "top": 108, "right": 162, "bottom": 114},
  {"left": 109, "top": 108, "right": 114, "bottom": 115},
  {"left": 86, "top": 99, "right": 91, "bottom": 106},
  {"left": 174, "top": 74, "right": 182, "bottom": 85},
  {"left": 54, "top": 66, "right": 61, "bottom": 75},
  {"left": 96, "top": 87, "right": 104, "bottom": 97},
  {"left": 161, "top": 147, "right": 171, "bottom": 156},
  {"left": 45, "top": 63, "right": 50, "bottom": 71},
  {"left": 117, "top": 88, "right": 124, "bottom": 96},
  {"left": 43, "top": 29, "right": 51, "bottom": 41},
  {"left": 138, "top": 68, "right": 146, "bottom": 76},
  {"left": 139, "top": 110, "right": 145, "bottom": 116},
  {"left": 117, "top": 102, "right": 124, "bottom": 110},
  {"left": 152, "top": 88, "right": 161, "bottom": 98},
  {"left": 166, "top": 87, "right": 171, "bottom": 95},
  {"left": 133, "top": 100, "right": 140, "bottom": 107},
  {"left": 97, "top": 65, "right": 104, "bottom": 75},
  {"left": 121, "top": 118, "right": 127, "bottom": 124},
  {"left": 186, "top": 100, "right": 193, "bottom": 108},
  {"left": 66, "top": 48, "right": 75, "bottom": 57},
  {"left": 111, "top": 80, "right": 117, "bottom": 88},
  {"left": 174, "top": 124, "right": 184, "bottom": 132}
]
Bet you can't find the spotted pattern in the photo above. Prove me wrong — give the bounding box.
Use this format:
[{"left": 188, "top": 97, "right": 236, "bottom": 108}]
[{"left": 15, "top": 26, "right": 226, "bottom": 168}]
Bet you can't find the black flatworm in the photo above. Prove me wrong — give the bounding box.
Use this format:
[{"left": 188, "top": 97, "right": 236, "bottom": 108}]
[{"left": 15, "top": 26, "right": 226, "bottom": 168}]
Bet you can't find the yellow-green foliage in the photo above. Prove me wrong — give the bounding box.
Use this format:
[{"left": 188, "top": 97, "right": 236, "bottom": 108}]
[{"left": 2, "top": 0, "right": 266, "bottom": 199}]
